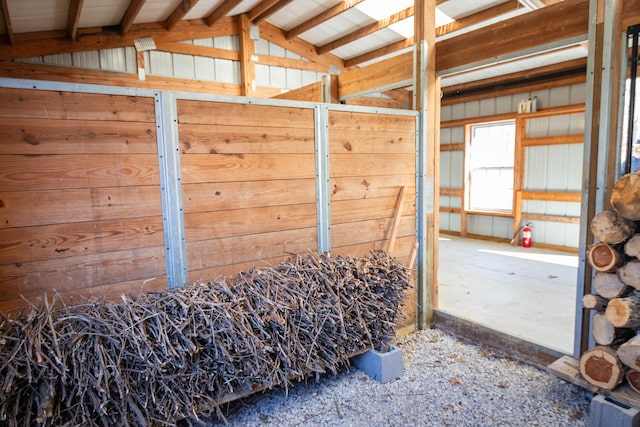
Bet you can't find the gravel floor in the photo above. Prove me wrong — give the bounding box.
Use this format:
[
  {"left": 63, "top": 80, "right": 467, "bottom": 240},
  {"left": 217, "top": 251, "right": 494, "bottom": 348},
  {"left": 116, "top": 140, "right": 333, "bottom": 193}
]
[{"left": 211, "top": 328, "right": 591, "bottom": 426}]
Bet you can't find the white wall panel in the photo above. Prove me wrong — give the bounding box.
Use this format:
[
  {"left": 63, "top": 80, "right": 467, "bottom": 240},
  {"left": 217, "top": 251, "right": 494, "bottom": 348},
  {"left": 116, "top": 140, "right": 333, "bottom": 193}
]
[
  {"left": 194, "top": 57, "right": 216, "bottom": 81},
  {"left": 148, "top": 51, "right": 173, "bottom": 77},
  {"left": 172, "top": 53, "right": 195, "bottom": 79},
  {"left": 72, "top": 51, "right": 101, "bottom": 69}
]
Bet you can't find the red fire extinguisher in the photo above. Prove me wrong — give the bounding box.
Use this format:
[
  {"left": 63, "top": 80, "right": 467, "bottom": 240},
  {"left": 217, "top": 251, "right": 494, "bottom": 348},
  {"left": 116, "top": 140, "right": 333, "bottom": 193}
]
[{"left": 522, "top": 223, "right": 532, "bottom": 248}]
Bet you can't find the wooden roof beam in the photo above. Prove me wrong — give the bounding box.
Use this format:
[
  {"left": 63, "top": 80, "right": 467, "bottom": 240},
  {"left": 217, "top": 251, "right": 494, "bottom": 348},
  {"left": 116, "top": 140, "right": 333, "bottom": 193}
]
[
  {"left": 0, "top": 0, "right": 14, "bottom": 45},
  {"left": 249, "top": 0, "right": 293, "bottom": 24},
  {"left": 436, "top": 0, "right": 589, "bottom": 74},
  {"left": 345, "top": 0, "right": 520, "bottom": 67},
  {"left": 317, "top": 6, "right": 414, "bottom": 55},
  {"left": 0, "top": 16, "right": 238, "bottom": 61},
  {"left": 120, "top": 0, "right": 147, "bottom": 34},
  {"left": 344, "top": 37, "right": 413, "bottom": 68},
  {"left": 258, "top": 21, "right": 346, "bottom": 72},
  {"left": 165, "top": 0, "right": 200, "bottom": 30},
  {"left": 67, "top": 0, "right": 84, "bottom": 40},
  {"left": 285, "top": 0, "right": 367, "bottom": 40},
  {"left": 442, "top": 57, "right": 588, "bottom": 99},
  {"left": 436, "top": 0, "right": 519, "bottom": 37},
  {"left": 338, "top": 51, "right": 413, "bottom": 100},
  {"left": 206, "top": 0, "right": 243, "bottom": 26}
]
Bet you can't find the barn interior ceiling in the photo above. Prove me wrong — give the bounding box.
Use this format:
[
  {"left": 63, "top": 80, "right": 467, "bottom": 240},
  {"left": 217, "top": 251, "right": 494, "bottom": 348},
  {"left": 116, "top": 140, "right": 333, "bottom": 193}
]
[{"left": 0, "top": 0, "right": 637, "bottom": 100}]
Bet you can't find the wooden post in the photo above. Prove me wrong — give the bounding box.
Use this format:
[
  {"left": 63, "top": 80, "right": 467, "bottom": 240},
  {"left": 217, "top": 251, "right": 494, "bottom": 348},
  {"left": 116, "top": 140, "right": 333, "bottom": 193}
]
[
  {"left": 414, "top": 0, "right": 438, "bottom": 328},
  {"left": 239, "top": 14, "right": 255, "bottom": 97}
]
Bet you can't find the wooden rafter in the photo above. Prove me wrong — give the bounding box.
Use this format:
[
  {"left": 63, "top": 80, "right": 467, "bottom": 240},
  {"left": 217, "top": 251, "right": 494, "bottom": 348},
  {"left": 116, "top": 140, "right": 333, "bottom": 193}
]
[
  {"left": 0, "top": 0, "right": 14, "bottom": 45},
  {"left": 285, "top": 0, "right": 367, "bottom": 40},
  {"left": 165, "top": 0, "right": 200, "bottom": 30},
  {"left": 120, "top": 0, "right": 147, "bottom": 34},
  {"left": 346, "top": 0, "right": 523, "bottom": 66},
  {"left": 67, "top": 0, "right": 84, "bottom": 40},
  {"left": 437, "top": 0, "right": 590, "bottom": 73},
  {"left": 258, "top": 21, "right": 346, "bottom": 71},
  {"left": 317, "top": 6, "right": 414, "bottom": 55},
  {"left": 249, "top": 0, "right": 293, "bottom": 24},
  {"left": 155, "top": 41, "right": 240, "bottom": 61},
  {"left": 442, "top": 57, "right": 588, "bottom": 99},
  {"left": 0, "top": 16, "right": 238, "bottom": 61},
  {"left": 206, "top": 0, "right": 243, "bottom": 26},
  {"left": 436, "top": 0, "right": 519, "bottom": 37},
  {"left": 344, "top": 37, "right": 414, "bottom": 68}
]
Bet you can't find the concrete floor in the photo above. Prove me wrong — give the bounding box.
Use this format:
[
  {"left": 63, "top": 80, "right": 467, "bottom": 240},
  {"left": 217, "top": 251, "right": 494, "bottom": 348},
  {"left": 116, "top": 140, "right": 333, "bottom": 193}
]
[{"left": 438, "top": 235, "right": 578, "bottom": 355}]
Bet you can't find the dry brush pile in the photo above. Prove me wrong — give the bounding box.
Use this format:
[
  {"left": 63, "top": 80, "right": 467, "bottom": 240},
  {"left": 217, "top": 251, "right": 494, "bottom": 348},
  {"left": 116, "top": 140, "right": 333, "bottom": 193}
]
[{"left": 0, "top": 250, "right": 410, "bottom": 426}]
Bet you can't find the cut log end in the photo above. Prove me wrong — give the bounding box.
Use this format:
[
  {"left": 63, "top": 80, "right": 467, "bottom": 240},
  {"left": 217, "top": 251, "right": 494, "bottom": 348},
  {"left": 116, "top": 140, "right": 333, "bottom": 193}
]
[
  {"left": 587, "top": 243, "right": 622, "bottom": 272},
  {"left": 626, "top": 370, "right": 640, "bottom": 394},
  {"left": 590, "top": 209, "right": 637, "bottom": 244},
  {"left": 617, "top": 335, "right": 640, "bottom": 371},
  {"left": 606, "top": 296, "right": 640, "bottom": 329},
  {"left": 611, "top": 173, "right": 640, "bottom": 221},
  {"left": 579, "top": 346, "right": 625, "bottom": 390}
]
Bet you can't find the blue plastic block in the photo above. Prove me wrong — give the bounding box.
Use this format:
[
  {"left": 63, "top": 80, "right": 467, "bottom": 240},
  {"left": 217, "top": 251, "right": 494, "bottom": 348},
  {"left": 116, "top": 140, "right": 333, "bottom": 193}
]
[
  {"left": 352, "top": 347, "right": 403, "bottom": 383},
  {"left": 590, "top": 394, "right": 640, "bottom": 427}
]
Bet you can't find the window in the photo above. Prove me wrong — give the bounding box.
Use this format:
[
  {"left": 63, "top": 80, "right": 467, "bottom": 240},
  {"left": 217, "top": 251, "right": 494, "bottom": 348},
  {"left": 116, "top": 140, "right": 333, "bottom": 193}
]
[{"left": 467, "top": 120, "right": 516, "bottom": 213}]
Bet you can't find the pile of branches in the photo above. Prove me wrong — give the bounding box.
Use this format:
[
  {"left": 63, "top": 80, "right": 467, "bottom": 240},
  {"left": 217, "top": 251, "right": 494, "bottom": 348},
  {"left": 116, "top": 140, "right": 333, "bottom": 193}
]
[{"left": 0, "top": 250, "right": 410, "bottom": 426}]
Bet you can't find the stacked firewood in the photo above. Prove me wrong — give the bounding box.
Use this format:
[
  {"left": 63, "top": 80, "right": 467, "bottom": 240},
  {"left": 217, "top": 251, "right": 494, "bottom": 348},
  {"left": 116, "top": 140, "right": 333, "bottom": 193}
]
[
  {"left": 0, "top": 250, "right": 410, "bottom": 426},
  {"left": 580, "top": 172, "right": 640, "bottom": 392}
]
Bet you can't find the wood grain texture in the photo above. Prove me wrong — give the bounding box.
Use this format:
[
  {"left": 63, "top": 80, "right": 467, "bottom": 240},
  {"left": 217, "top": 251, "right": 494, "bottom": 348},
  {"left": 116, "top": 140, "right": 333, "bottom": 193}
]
[
  {"left": 0, "top": 154, "right": 160, "bottom": 191},
  {"left": 0, "top": 245, "right": 166, "bottom": 300},
  {"left": 0, "top": 88, "right": 155, "bottom": 122},
  {"left": 0, "top": 118, "right": 157, "bottom": 155},
  {"left": 186, "top": 227, "right": 318, "bottom": 272},
  {"left": 184, "top": 204, "right": 317, "bottom": 242},
  {"left": 0, "top": 186, "right": 162, "bottom": 228},
  {"left": 178, "top": 99, "right": 314, "bottom": 128},
  {"left": 329, "top": 175, "right": 415, "bottom": 201},
  {"left": 180, "top": 153, "right": 315, "bottom": 183},
  {"left": 182, "top": 179, "right": 316, "bottom": 213},
  {"left": 0, "top": 216, "right": 164, "bottom": 265},
  {"left": 178, "top": 123, "right": 314, "bottom": 154}
]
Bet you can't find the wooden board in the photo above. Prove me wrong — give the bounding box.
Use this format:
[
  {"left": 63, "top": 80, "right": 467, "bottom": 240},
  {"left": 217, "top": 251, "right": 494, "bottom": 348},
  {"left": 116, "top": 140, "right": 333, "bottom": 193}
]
[
  {"left": 0, "top": 186, "right": 162, "bottom": 228},
  {"left": 178, "top": 123, "right": 314, "bottom": 154},
  {"left": 0, "top": 154, "right": 160, "bottom": 191},
  {"left": 329, "top": 175, "right": 415, "bottom": 201},
  {"left": 184, "top": 204, "right": 318, "bottom": 242},
  {"left": 0, "top": 88, "right": 155, "bottom": 122},
  {"left": 177, "top": 100, "right": 314, "bottom": 128},
  {"left": 0, "top": 118, "right": 157, "bottom": 155},
  {"left": 186, "top": 227, "right": 318, "bottom": 272},
  {"left": 182, "top": 179, "right": 317, "bottom": 213},
  {"left": 0, "top": 216, "right": 164, "bottom": 265},
  {"left": 180, "top": 153, "right": 316, "bottom": 183},
  {"left": 548, "top": 355, "right": 640, "bottom": 409}
]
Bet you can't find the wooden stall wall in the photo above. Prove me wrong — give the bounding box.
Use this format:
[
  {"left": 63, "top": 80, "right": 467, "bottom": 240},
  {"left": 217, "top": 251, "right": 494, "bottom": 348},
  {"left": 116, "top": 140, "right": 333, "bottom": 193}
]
[
  {"left": 177, "top": 100, "right": 319, "bottom": 282},
  {"left": 0, "top": 87, "right": 167, "bottom": 313},
  {"left": 0, "top": 82, "right": 418, "bottom": 329},
  {"left": 328, "top": 110, "right": 417, "bottom": 328}
]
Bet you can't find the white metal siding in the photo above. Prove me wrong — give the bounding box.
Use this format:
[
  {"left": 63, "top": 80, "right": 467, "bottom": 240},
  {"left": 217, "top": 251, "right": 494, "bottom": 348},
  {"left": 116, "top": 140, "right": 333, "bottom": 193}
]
[{"left": 442, "top": 83, "right": 586, "bottom": 246}]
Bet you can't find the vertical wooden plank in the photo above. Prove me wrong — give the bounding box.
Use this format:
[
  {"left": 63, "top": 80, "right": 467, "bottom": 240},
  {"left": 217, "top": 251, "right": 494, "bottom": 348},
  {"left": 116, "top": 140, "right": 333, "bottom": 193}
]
[
  {"left": 512, "top": 115, "right": 527, "bottom": 244},
  {"left": 384, "top": 186, "right": 407, "bottom": 255},
  {"left": 239, "top": 13, "right": 255, "bottom": 97}
]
